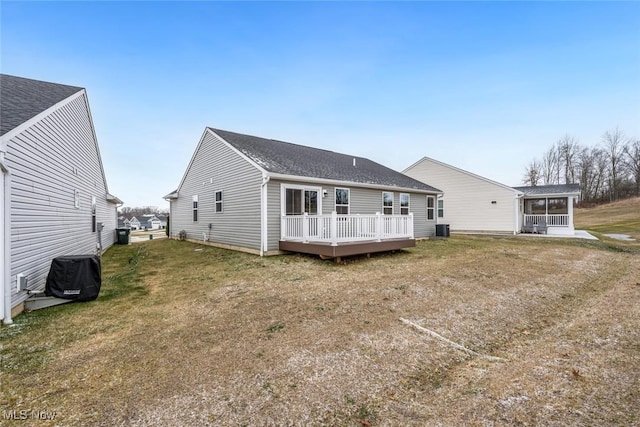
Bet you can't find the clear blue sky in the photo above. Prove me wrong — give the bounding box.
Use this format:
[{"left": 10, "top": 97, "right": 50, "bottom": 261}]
[{"left": 2, "top": 1, "right": 639, "bottom": 209}]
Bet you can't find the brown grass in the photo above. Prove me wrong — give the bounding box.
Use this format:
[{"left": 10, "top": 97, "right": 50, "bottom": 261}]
[
  {"left": 1, "top": 235, "right": 639, "bottom": 426},
  {"left": 575, "top": 196, "right": 640, "bottom": 241}
]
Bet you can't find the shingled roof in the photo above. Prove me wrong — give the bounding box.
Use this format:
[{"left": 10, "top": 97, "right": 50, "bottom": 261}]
[
  {"left": 210, "top": 128, "right": 440, "bottom": 192},
  {"left": 1, "top": 74, "right": 83, "bottom": 136},
  {"left": 513, "top": 183, "right": 580, "bottom": 196}
]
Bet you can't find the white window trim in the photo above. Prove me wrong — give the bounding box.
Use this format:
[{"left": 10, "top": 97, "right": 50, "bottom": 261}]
[
  {"left": 280, "top": 183, "right": 323, "bottom": 216},
  {"left": 427, "top": 195, "right": 436, "bottom": 221},
  {"left": 437, "top": 198, "right": 444, "bottom": 218},
  {"left": 335, "top": 187, "right": 350, "bottom": 214},
  {"left": 400, "top": 193, "right": 410, "bottom": 215},
  {"left": 382, "top": 191, "right": 394, "bottom": 215},
  {"left": 214, "top": 190, "right": 223, "bottom": 213}
]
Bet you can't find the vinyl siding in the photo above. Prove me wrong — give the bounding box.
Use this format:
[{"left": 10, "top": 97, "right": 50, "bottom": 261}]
[
  {"left": 5, "top": 92, "right": 118, "bottom": 309},
  {"left": 170, "top": 130, "right": 262, "bottom": 250},
  {"left": 405, "top": 158, "right": 518, "bottom": 233}
]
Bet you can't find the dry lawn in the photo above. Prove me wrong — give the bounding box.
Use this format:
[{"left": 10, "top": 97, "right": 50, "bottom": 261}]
[
  {"left": 1, "top": 235, "right": 639, "bottom": 426},
  {"left": 575, "top": 196, "right": 640, "bottom": 241}
]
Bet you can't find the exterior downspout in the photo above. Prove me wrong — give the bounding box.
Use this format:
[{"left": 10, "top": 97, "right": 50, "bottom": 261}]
[
  {"left": 514, "top": 193, "right": 524, "bottom": 235},
  {"left": 1, "top": 152, "right": 13, "bottom": 325},
  {"left": 260, "top": 174, "right": 270, "bottom": 256}
]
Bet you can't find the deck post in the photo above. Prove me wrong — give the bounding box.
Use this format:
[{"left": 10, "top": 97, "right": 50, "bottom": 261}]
[
  {"left": 303, "top": 212, "right": 309, "bottom": 243},
  {"left": 376, "top": 212, "right": 382, "bottom": 242},
  {"left": 409, "top": 212, "right": 414, "bottom": 238},
  {"left": 330, "top": 211, "right": 338, "bottom": 246}
]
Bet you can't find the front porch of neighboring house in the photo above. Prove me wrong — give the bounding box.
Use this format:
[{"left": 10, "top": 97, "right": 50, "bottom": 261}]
[
  {"left": 521, "top": 196, "right": 575, "bottom": 236},
  {"left": 280, "top": 212, "right": 415, "bottom": 258}
]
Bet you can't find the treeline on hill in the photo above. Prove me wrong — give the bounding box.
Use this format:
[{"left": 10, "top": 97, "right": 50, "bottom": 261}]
[
  {"left": 522, "top": 127, "right": 640, "bottom": 205},
  {"left": 118, "top": 206, "right": 168, "bottom": 218}
]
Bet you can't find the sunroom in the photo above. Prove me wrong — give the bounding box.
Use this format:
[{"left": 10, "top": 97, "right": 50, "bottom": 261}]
[{"left": 515, "top": 184, "right": 581, "bottom": 236}]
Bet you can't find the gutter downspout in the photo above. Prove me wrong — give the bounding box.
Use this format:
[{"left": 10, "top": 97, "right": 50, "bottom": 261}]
[
  {"left": 1, "top": 152, "right": 13, "bottom": 325},
  {"left": 514, "top": 193, "right": 524, "bottom": 235},
  {"left": 260, "top": 174, "right": 270, "bottom": 256}
]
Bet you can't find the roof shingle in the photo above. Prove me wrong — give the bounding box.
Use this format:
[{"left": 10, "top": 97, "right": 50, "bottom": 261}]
[
  {"left": 1, "top": 74, "right": 83, "bottom": 136},
  {"left": 513, "top": 183, "right": 580, "bottom": 196},
  {"left": 210, "top": 128, "right": 440, "bottom": 192}
]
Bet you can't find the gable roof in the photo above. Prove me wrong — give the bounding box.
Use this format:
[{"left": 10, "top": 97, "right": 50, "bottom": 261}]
[
  {"left": 513, "top": 184, "right": 580, "bottom": 196},
  {"left": 1, "top": 74, "right": 83, "bottom": 136},
  {"left": 209, "top": 128, "right": 440, "bottom": 193},
  {"left": 404, "top": 156, "right": 522, "bottom": 195}
]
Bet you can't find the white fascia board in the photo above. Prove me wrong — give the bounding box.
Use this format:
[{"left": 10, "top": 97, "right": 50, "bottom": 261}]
[
  {"left": 404, "top": 156, "right": 520, "bottom": 195},
  {"left": 267, "top": 172, "right": 441, "bottom": 195},
  {"left": 523, "top": 192, "right": 581, "bottom": 198}
]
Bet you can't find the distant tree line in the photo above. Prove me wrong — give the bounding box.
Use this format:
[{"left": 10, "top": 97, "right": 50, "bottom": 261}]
[
  {"left": 118, "top": 206, "right": 168, "bottom": 218},
  {"left": 522, "top": 127, "right": 640, "bottom": 204}
]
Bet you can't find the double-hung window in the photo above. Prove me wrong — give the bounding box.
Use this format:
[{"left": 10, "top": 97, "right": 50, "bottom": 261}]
[
  {"left": 335, "top": 188, "right": 350, "bottom": 214},
  {"left": 382, "top": 192, "right": 393, "bottom": 215},
  {"left": 91, "top": 196, "right": 97, "bottom": 232},
  {"left": 192, "top": 195, "right": 199, "bottom": 222},
  {"left": 437, "top": 199, "right": 444, "bottom": 218},
  {"left": 400, "top": 193, "right": 410, "bottom": 215},
  {"left": 215, "top": 191, "right": 223, "bottom": 213},
  {"left": 427, "top": 196, "right": 435, "bottom": 220}
]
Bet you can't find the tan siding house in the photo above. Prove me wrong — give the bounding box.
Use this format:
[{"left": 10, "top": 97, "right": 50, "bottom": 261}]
[{"left": 404, "top": 157, "right": 580, "bottom": 236}]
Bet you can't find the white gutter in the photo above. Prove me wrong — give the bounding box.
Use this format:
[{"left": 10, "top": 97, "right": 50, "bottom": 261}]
[
  {"left": 1, "top": 152, "right": 13, "bottom": 325},
  {"left": 260, "top": 174, "right": 271, "bottom": 256},
  {"left": 266, "top": 172, "right": 440, "bottom": 195}
]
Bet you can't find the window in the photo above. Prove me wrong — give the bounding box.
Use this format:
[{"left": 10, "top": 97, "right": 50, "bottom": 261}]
[
  {"left": 91, "top": 196, "right": 97, "bottom": 232},
  {"left": 192, "top": 195, "right": 199, "bottom": 222},
  {"left": 437, "top": 199, "right": 444, "bottom": 218},
  {"left": 524, "top": 198, "right": 546, "bottom": 215},
  {"left": 335, "top": 188, "right": 349, "bottom": 214},
  {"left": 285, "top": 188, "right": 318, "bottom": 215},
  {"left": 427, "top": 196, "right": 435, "bottom": 220},
  {"left": 400, "top": 193, "right": 410, "bottom": 215},
  {"left": 74, "top": 189, "right": 80, "bottom": 209},
  {"left": 548, "top": 197, "right": 568, "bottom": 214},
  {"left": 382, "top": 192, "right": 393, "bottom": 215},
  {"left": 215, "top": 191, "right": 223, "bottom": 213}
]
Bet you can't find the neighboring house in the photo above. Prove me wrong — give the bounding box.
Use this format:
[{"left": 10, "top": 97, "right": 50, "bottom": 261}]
[
  {"left": 403, "top": 156, "right": 580, "bottom": 236},
  {"left": 123, "top": 217, "right": 131, "bottom": 228},
  {"left": 141, "top": 214, "right": 161, "bottom": 230},
  {"left": 157, "top": 214, "right": 167, "bottom": 229},
  {"left": 128, "top": 216, "right": 141, "bottom": 230},
  {"left": 1, "top": 74, "right": 122, "bottom": 324},
  {"left": 165, "top": 128, "right": 441, "bottom": 258}
]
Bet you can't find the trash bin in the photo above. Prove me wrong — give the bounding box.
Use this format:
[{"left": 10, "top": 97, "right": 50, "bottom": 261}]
[
  {"left": 436, "top": 224, "right": 450, "bottom": 237},
  {"left": 116, "top": 228, "right": 130, "bottom": 245}
]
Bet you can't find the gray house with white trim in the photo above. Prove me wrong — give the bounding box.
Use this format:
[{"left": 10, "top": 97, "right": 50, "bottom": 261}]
[
  {"left": 1, "top": 74, "right": 121, "bottom": 324},
  {"left": 165, "top": 128, "right": 441, "bottom": 257}
]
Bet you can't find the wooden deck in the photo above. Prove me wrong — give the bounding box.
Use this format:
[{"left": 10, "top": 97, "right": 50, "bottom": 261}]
[{"left": 279, "top": 238, "right": 415, "bottom": 259}]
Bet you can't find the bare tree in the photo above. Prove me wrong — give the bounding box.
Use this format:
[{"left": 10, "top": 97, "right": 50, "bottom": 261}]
[
  {"left": 541, "top": 145, "right": 560, "bottom": 185},
  {"left": 602, "top": 127, "right": 627, "bottom": 201},
  {"left": 557, "top": 135, "right": 580, "bottom": 184},
  {"left": 624, "top": 138, "right": 640, "bottom": 196},
  {"left": 522, "top": 159, "right": 542, "bottom": 186}
]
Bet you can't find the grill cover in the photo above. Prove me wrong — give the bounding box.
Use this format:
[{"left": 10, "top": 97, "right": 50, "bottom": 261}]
[{"left": 45, "top": 255, "right": 101, "bottom": 301}]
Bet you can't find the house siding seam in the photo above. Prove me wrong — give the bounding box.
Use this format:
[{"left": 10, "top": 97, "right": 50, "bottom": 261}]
[
  {"left": 405, "top": 158, "right": 517, "bottom": 233},
  {"left": 5, "top": 93, "right": 117, "bottom": 309},
  {"left": 170, "top": 131, "right": 262, "bottom": 250}
]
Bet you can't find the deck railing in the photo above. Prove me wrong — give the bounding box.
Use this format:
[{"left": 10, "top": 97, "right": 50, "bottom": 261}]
[
  {"left": 281, "top": 212, "right": 414, "bottom": 246},
  {"left": 524, "top": 214, "right": 570, "bottom": 227}
]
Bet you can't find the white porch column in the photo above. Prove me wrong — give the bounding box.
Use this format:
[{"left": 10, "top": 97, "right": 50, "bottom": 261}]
[
  {"left": 330, "top": 211, "right": 338, "bottom": 246},
  {"left": 302, "top": 212, "right": 309, "bottom": 243},
  {"left": 568, "top": 196, "right": 575, "bottom": 231},
  {"left": 409, "top": 212, "right": 414, "bottom": 239},
  {"left": 376, "top": 212, "right": 382, "bottom": 242}
]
